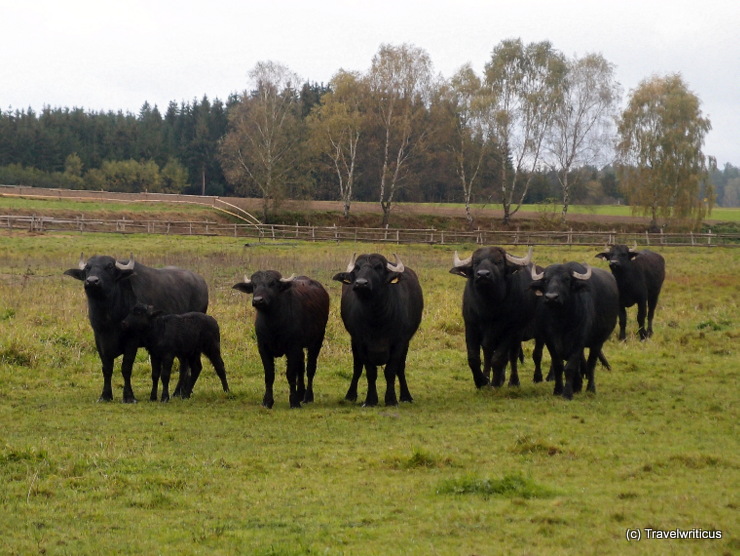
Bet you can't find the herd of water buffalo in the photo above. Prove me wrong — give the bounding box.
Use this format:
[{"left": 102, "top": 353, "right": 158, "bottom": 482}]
[{"left": 63, "top": 244, "right": 665, "bottom": 407}]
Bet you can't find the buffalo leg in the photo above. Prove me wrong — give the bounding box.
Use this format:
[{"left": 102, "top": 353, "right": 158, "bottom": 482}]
[
  {"left": 149, "top": 354, "right": 162, "bottom": 401},
  {"left": 465, "top": 327, "right": 489, "bottom": 388},
  {"left": 99, "top": 356, "right": 115, "bottom": 402},
  {"left": 345, "top": 340, "right": 363, "bottom": 402},
  {"left": 562, "top": 352, "right": 584, "bottom": 400},
  {"left": 506, "top": 343, "right": 521, "bottom": 387},
  {"left": 396, "top": 346, "right": 413, "bottom": 403},
  {"left": 618, "top": 307, "right": 628, "bottom": 341},
  {"left": 532, "top": 338, "right": 544, "bottom": 383},
  {"left": 383, "top": 366, "right": 398, "bottom": 406},
  {"left": 120, "top": 345, "right": 138, "bottom": 403},
  {"left": 584, "top": 347, "right": 601, "bottom": 394},
  {"left": 363, "top": 364, "right": 379, "bottom": 407},
  {"left": 286, "top": 350, "right": 304, "bottom": 408},
  {"left": 636, "top": 300, "right": 648, "bottom": 340},
  {"left": 259, "top": 346, "right": 275, "bottom": 409},
  {"left": 160, "top": 355, "right": 175, "bottom": 402},
  {"left": 187, "top": 355, "right": 205, "bottom": 398},
  {"left": 173, "top": 357, "right": 190, "bottom": 398}
]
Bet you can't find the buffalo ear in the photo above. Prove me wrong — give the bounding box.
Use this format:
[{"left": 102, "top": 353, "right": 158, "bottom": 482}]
[
  {"left": 332, "top": 272, "right": 352, "bottom": 285},
  {"left": 595, "top": 252, "right": 609, "bottom": 260},
  {"left": 628, "top": 251, "right": 639, "bottom": 260},
  {"left": 449, "top": 266, "right": 471, "bottom": 278},
  {"left": 386, "top": 272, "right": 402, "bottom": 285},
  {"left": 64, "top": 268, "right": 85, "bottom": 281},
  {"left": 232, "top": 282, "right": 254, "bottom": 294},
  {"left": 529, "top": 282, "right": 544, "bottom": 296}
]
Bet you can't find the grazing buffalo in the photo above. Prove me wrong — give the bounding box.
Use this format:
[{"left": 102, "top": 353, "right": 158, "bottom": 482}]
[
  {"left": 120, "top": 303, "right": 229, "bottom": 402},
  {"left": 64, "top": 254, "right": 208, "bottom": 402},
  {"left": 595, "top": 245, "right": 666, "bottom": 340},
  {"left": 450, "top": 246, "right": 544, "bottom": 388},
  {"left": 332, "top": 253, "right": 424, "bottom": 407},
  {"left": 233, "top": 271, "right": 330, "bottom": 408},
  {"left": 530, "top": 262, "right": 618, "bottom": 399}
]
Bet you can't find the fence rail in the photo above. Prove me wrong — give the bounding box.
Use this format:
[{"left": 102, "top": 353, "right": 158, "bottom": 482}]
[{"left": 2, "top": 214, "right": 738, "bottom": 247}]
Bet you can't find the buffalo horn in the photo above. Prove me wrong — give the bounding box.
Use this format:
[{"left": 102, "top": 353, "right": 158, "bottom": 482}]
[
  {"left": 572, "top": 264, "right": 592, "bottom": 281},
  {"left": 453, "top": 251, "right": 472, "bottom": 268},
  {"left": 505, "top": 246, "right": 533, "bottom": 266},
  {"left": 242, "top": 275, "right": 251, "bottom": 285},
  {"left": 346, "top": 253, "right": 357, "bottom": 273},
  {"left": 115, "top": 253, "right": 135, "bottom": 271},
  {"left": 530, "top": 265, "right": 544, "bottom": 281},
  {"left": 630, "top": 242, "right": 638, "bottom": 253},
  {"left": 280, "top": 273, "right": 297, "bottom": 283},
  {"left": 386, "top": 254, "right": 405, "bottom": 273},
  {"left": 78, "top": 252, "right": 86, "bottom": 270}
]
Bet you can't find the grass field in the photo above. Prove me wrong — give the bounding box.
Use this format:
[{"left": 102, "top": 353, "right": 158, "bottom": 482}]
[{"left": 0, "top": 230, "right": 738, "bottom": 555}]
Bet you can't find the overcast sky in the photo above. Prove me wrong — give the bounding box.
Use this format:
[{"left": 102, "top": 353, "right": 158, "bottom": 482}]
[{"left": 2, "top": 0, "right": 738, "bottom": 166}]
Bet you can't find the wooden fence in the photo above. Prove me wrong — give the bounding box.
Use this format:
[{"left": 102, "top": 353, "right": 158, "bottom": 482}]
[{"left": 2, "top": 214, "right": 737, "bottom": 247}]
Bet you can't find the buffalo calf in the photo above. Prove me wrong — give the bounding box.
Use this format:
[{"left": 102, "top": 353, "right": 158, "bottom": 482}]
[
  {"left": 121, "top": 303, "right": 229, "bottom": 402},
  {"left": 233, "top": 271, "right": 330, "bottom": 409}
]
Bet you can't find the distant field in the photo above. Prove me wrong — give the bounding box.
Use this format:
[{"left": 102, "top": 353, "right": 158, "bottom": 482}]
[
  {"left": 0, "top": 230, "right": 737, "bottom": 554},
  {"left": 3, "top": 193, "right": 738, "bottom": 224}
]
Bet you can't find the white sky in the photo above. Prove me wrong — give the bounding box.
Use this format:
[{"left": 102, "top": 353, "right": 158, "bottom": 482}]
[{"left": 1, "top": 0, "right": 738, "bottom": 166}]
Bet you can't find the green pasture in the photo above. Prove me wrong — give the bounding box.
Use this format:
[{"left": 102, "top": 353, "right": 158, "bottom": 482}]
[{"left": 0, "top": 232, "right": 738, "bottom": 555}]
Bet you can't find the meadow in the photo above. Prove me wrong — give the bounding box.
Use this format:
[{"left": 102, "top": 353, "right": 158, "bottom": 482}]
[{"left": 0, "top": 230, "right": 738, "bottom": 555}]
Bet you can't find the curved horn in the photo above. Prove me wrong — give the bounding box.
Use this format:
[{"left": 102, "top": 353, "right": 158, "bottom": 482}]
[
  {"left": 242, "top": 274, "right": 251, "bottom": 285},
  {"left": 505, "top": 246, "right": 533, "bottom": 266},
  {"left": 453, "top": 251, "right": 472, "bottom": 268},
  {"left": 279, "top": 273, "right": 297, "bottom": 283},
  {"left": 630, "top": 242, "right": 638, "bottom": 253},
  {"left": 346, "top": 253, "right": 357, "bottom": 273},
  {"left": 386, "top": 254, "right": 405, "bottom": 273},
  {"left": 115, "top": 253, "right": 135, "bottom": 271},
  {"left": 78, "top": 252, "right": 86, "bottom": 270},
  {"left": 530, "top": 265, "right": 544, "bottom": 281},
  {"left": 572, "top": 264, "right": 592, "bottom": 281}
]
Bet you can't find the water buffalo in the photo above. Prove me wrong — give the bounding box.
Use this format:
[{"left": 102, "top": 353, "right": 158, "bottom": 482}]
[
  {"left": 595, "top": 245, "right": 666, "bottom": 340},
  {"left": 332, "top": 253, "right": 424, "bottom": 407},
  {"left": 64, "top": 254, "right": 208, "bottom": 402},
  {"left": 120, "top": 303, "right": 229, "bottom": 402},
  {"left": 450, "top": 246, "right": 544, "bottom": 388},
  {"left": 530, "top": 262, "right": 618, "bottom": 399},
  {"left": 233, "top": 271, "right": 330, "bottom": 409}
]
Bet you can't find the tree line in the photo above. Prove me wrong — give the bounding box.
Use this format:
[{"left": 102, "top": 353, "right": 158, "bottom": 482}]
[{"left": 2, "top": 40, "right": 734, "bottom": 227}]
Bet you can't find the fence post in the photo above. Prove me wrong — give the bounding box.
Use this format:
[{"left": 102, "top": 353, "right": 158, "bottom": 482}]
[
  {"left": 707, "top": 229, "right": 712, "bottom": 245},
  {"left": 645, "top": 231, "right": 649, "bottom": 246}
]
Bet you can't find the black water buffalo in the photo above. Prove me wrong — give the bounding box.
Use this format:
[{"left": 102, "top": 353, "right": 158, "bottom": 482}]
[
  {"left": 595, "top": 245, "right": 666, "bottom": 340},
  {"left": 450, "top": 246, "right": 544, "bottom": 389},
  {"left": 64, "top": 254, "right": 208, "bottom": 402},
  {"left": 120, "top": 303, "right": 229, "bottom": 402},
  {"left": 530, "top": 262, "right": 618, "bottom": 399},
  {"left": 233, "top": 271, "right": 330, "bottom": 408},
  {"left": 332, "top": 253, "right": 424, "bottom": 407}
]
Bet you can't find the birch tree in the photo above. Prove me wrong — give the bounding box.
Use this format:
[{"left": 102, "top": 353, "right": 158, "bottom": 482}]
[
  {"left": 368, "top": 43, "right": 433, "bottom": 226},
  {"left": 306, "top": 70, "right": 368, "bottom": 218},
  {"left": 220, "top": 61, "right": 303, "bottom": 221},
  {"left": 546, "top": 53, "right": 621, "bottom": 222},
  {"left": 484, "top": 39, "right": 566, "bottom": 224}
]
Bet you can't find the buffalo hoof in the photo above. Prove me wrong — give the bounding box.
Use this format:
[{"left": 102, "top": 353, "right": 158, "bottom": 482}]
[
  {"left": 400, "top": 394, "right": 414, "bottom": 403},
  {"left": 262, "top": 399, "right": 274, "bottom": 409},
  {"left": 97, "top": 395, "right": 113, "bottom": 403},
  {"left": 362, "top": 400, "right": 378, "bottom": 408},
  {"left": 303, "top": 392, "right": 314, "bottom": 404},
  {"left": 561, "top": 385, "right": 574, "bottom": 400},
  {"left": 508, "top": 378, "right": 520, "bottom": 388}
]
